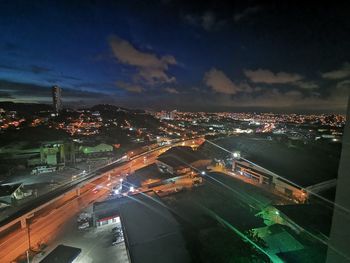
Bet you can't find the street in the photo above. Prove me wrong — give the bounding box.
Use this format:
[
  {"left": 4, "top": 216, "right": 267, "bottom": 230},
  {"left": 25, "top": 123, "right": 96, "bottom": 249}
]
[{"left": 0, "top": 139, "right": 200, "bottom": 262}]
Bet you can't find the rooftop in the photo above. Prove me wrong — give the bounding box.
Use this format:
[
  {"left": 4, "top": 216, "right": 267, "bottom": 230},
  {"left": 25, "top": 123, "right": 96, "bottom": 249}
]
[
  {"left": 276, "top": 204, "right": 333, "bottom": 237},
  {"left": 0, "top": 183, "right": 22, "bottom": 197},
  {"left": 119, "top": 192, "right": 191, "bottom": 263},
  {"left": 93, "top": 192, "right": 191, "bottom": 263},
  {"left": 200, "top": 136, "right": 341, "bottom": 188},
  {"left": 39, "top": 244, "right": 81, "bottom": 263},
  {"left": 126, "top": 164, "right": 174, "bottom": 187},
  {"left": 157, "top": 146, "right": 209, "bottom": 169}
]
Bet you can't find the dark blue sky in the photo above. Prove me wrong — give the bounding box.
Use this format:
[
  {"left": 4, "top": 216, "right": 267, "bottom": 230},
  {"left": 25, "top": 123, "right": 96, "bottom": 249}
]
[{"left": 0, "top": 0, "right": 349, "bottom": 112}]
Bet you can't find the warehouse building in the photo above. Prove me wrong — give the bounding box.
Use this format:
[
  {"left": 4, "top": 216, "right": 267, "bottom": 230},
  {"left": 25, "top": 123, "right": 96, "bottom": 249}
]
[
  {"left": 156, "top": 146, "right": 211, "bottom": 175},
  {"left": 92, "top": 192, "right": 190, "bottom": 263}
]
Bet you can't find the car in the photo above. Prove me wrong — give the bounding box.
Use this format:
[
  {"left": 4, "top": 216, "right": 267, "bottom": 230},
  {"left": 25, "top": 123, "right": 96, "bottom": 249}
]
[
  {"left": 111, "top": 227, "right": 121, "bottom": 233},
  {"left": 112, "top": 235, "right": 124, "bottom": 246},
  {"left": 77, "top": 212, "right": 91, "bottom": 223},
  {"left": 114, "top": 231, "right": 122, "bottom": 238},
  {"left": 77, "top": 213, "right": 91, "bottom": 223},
  {"left": 78, "top": 222, "right": 89, "bottom": 230}
]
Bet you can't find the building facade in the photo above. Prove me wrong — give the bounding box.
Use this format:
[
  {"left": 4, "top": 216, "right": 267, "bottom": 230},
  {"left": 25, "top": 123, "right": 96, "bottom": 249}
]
[
  {"left": 52, "top": 85, "right": 62, "bottom": 113},
  {"left": 233, "top": 159, "right": 307, "bottom": 203}
]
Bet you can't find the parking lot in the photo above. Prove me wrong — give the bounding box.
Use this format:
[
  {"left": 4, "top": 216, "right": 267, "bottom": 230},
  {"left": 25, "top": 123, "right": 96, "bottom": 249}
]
[{"left": 32, "top": 207, "right": 129, "bottom": 263}]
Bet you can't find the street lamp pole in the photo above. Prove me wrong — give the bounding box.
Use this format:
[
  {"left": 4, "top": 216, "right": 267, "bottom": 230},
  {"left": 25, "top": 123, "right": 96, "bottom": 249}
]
[
  {"left": 26, "top": 220, "right": 31, "bottom": 263},
  {"left": 26, "top": 250, "right": 30, "bottom": 263},
  {"left": 25, "top": 214, "right": 34, "bottom": 263}
]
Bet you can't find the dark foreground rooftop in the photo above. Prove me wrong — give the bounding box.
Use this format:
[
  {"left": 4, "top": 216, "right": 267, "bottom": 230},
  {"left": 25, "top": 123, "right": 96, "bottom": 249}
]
[
  {"left": 276, "top": 204, "right": 333, "bottom": 237},
  {"left": 200, "top": 136, "right": 341, "bottom": 188},
  {"left": 93, "top": 192, "right": 191, "bottom": 263},
  {"left": 0, "top": 183, "right": 22, "bottom": 197},
  {"left": 158, "top": 146, "right": 208, "bottom": 166},
  {"left": 39, "top": 244, "right": 81, "bottom": 263},
  {"left": 120, "top": 192, "right": 190, "bottom": 263}
]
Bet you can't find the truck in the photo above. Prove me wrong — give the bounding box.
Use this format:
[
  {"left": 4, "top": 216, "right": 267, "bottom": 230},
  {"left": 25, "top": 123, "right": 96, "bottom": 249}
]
[{"left": 31, "top": 166, "right": 56, "bottom": 175}]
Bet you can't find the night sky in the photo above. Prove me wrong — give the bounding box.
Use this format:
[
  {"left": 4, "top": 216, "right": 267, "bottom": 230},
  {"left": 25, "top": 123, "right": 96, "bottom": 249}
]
[{"left": 0, "top": 0, "right": 349, "bottom": 113}]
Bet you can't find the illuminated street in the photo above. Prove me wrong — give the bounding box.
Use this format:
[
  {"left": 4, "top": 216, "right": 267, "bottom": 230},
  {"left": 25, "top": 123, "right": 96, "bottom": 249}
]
[{"left": 0, "top": 139, "right": 200, "bottom": 262}]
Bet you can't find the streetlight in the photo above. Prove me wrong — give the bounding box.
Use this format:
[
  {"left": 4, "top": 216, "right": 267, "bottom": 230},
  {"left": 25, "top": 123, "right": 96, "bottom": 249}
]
[
  {"left": 232, "top": 151, "right": 241, "bottom": 159},
  {"left": 201, "top": 171, "right": 206, "bottom": 176}
]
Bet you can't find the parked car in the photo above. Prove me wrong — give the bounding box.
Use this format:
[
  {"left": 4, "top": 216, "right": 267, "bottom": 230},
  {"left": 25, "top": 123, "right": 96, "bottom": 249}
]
[
  {"left": 77, "top": 212, "right": 91, "bottom": 223},
  {"left": 111, "top": 227, "right": 121, "bottom": 233},
  {"left": 112, "top": 235, "right": 124, "bottom": 245},
  {"left": 78, "top": 221, "right": 90, "bottom": 230}
]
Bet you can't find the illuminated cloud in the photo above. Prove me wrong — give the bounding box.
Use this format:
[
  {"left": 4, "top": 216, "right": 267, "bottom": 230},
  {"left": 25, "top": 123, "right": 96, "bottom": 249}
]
[
  {"left": 0, "top": 79, "right": 114, "bottom": 105},
  {"left": 116, "top": 81, "right": 144, "bottom": 93},
  {"left": 294, "top": 81, "right": 319, "bottom": 90},
  {"left": 206, "top": 86, "right": 347, "bottom": 112},
  {"left": 164, "top": 87, "right": 179, "bottom": 94},
  {"left": 109, "top": 35, "right": 177, "bottom": 86},
  {"left": 244, "top": 68, "right": 303, "bottom": 84},
  {"left": 322, "top": 62, "right": 350, "bottom": 79},
  {"left": 204, "top": 68, "right": 251, "bottom": 94}
]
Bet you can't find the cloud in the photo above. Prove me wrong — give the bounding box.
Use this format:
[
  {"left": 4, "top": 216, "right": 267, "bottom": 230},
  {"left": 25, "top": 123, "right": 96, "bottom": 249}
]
[
  {"left": 244, "top": 68, "right": 303, "bottom": 84},
  {"left": 201, "top": 12, "right": 216, "bottom": 31},
  {"left": 135, "top": 67, "right": 176, "bottom": 86},
  {"left": 0, "top": 79, "right": 115, "bottom": 106},
  {"left": 200, "top": 85, "right": 347, "bottom": 113},
  {"left": 204, "top": 68, "right": 251, "bottom": 94},
  {"left": 183, "top": 12, "right": 226, "bottom": 31},
  {"left": 234, "top": 6, "right": 261, "bottom": 22},
  {"left": 336, "top": 79, "right": 350, "bottom": 91},
  {"left": 109, "top": 35, "right": 177, "bottom": 86},
  {"left": 0, "top": 91, "right": 14, "bottom": 99},
  {"left": 0, "top": 63, "right": 51, "bottom": 74},
  {"left": 294, "top": 81, "right": 319, "bottom": 90},
  {"left": 116, "top": 81, "right": 143, "bottom": 93},
  {"left": 322, "top": 62, "right": 350, "bottom": 80},
  {"left": 164, "top": 87, "right": 179, "bottom": 94}
]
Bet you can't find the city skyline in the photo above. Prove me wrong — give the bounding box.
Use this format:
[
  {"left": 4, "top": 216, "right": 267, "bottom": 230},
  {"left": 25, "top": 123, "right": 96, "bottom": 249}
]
[{"left": 0, "top": 1, "right": 349, "bottom": 113}]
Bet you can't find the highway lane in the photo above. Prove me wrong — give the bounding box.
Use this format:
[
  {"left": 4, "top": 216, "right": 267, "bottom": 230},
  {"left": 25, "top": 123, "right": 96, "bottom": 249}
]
[
  {"left": 0, "top": 143, "right": 172, "bottom": 228},
  {"left": 0, "top": 137, "right": 201, "bottom": 228}
]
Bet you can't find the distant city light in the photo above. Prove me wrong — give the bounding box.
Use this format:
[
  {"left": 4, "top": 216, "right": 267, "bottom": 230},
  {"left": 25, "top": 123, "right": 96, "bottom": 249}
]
[
  {"left": 201, "top": 171, "right": 206, "bottom": 175},
  {"left": 130, "top": 186, "right": 135, "bottom": 192}
]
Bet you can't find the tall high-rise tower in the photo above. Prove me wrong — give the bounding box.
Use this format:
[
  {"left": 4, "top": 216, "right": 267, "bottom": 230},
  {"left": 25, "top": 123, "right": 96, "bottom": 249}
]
[{"left": 52, "top": 85, "right": 62, "bottom": 113}]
